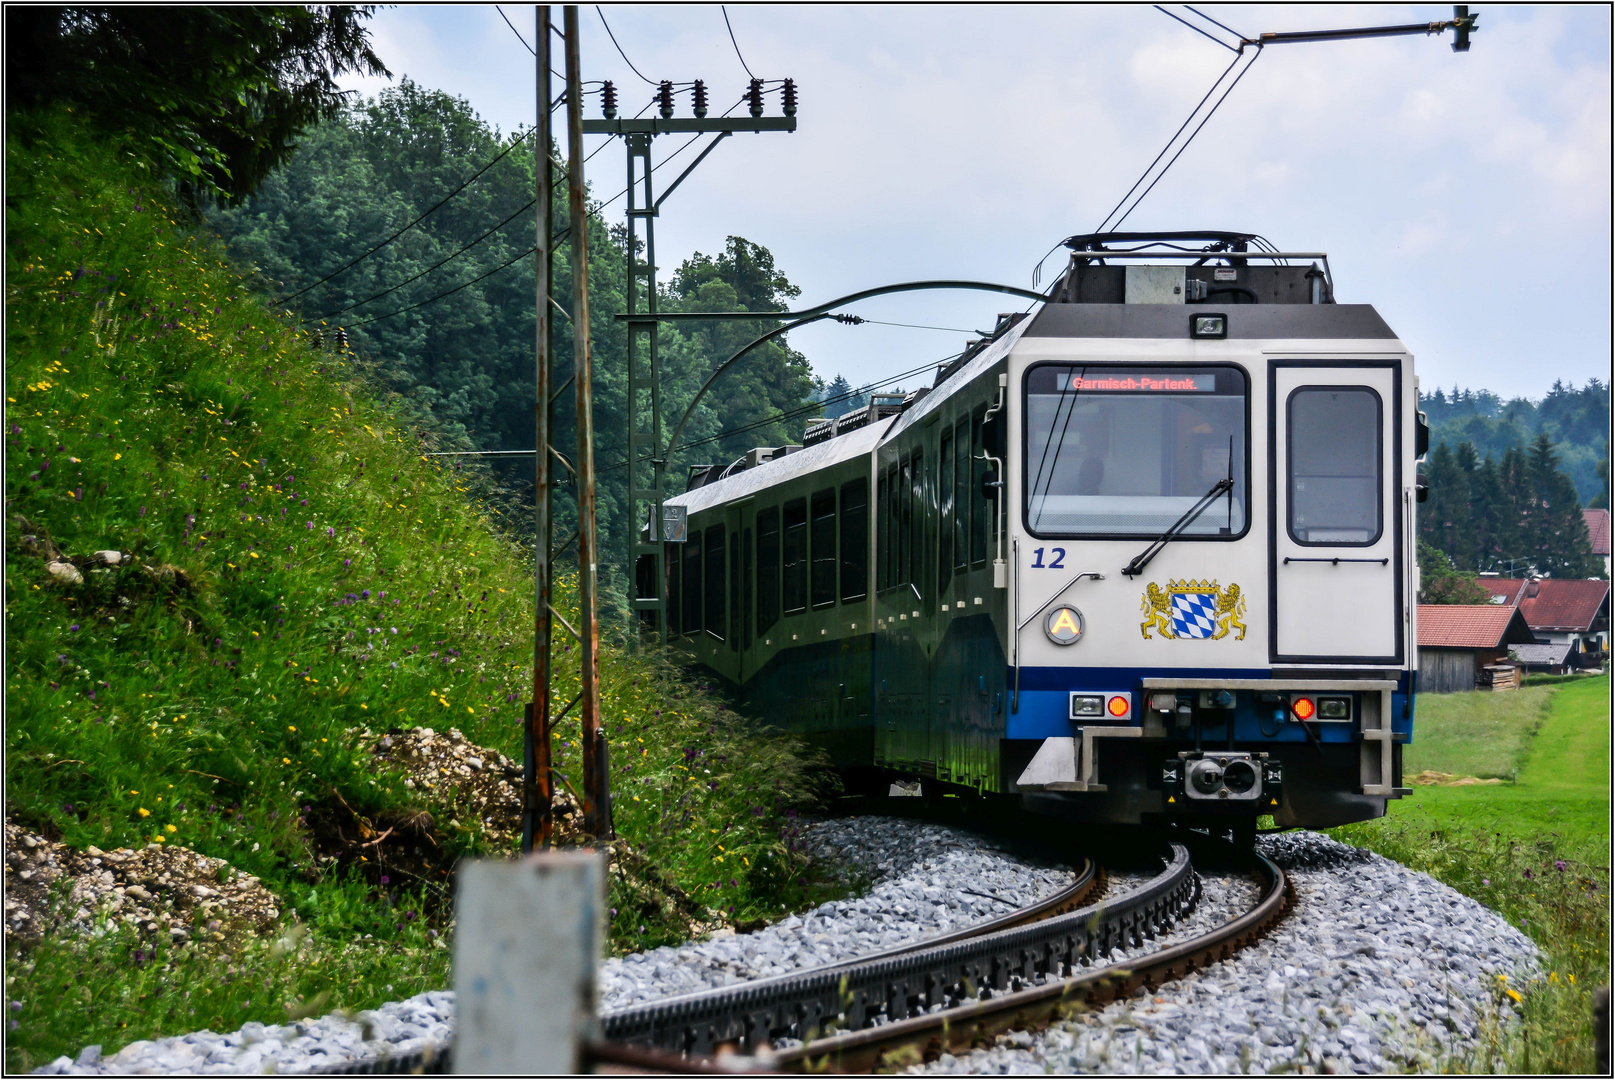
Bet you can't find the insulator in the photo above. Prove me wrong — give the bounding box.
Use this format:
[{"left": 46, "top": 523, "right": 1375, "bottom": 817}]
[
  {"left": 601, "top": 81, "right": 618, "bottom": 120},
  {"left": 692, "top": 79, "right": 708, "bottom": 119},
  {"left": 747, "top": 77, "right": 764, "bottom": 118},
  {"left": 310, "top": 330, "right": 322, "bottom": 350},
  {"left": 834, "top": 313, "right": 864, "bottom": 325},
  {"left": 335, "top": 327, "right": 349, "bottom": 351},
  {"left": 781, "top": 78, "right": 797, "bottom": 117},
  {"left": 658, "top": 80, "right": 674, "bottom": 119}
]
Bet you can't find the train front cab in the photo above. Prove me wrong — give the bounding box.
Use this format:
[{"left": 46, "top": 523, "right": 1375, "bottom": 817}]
[{"left": 1003, "top": 303, "right": 1417, "bottom": 831}]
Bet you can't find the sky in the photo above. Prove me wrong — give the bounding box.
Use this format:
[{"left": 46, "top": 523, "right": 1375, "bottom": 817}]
[{"left": 338, "top": 4, "right": 1612, "bottom": 404}]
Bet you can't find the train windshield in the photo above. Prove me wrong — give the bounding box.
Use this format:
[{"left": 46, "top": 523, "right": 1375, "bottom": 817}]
[{"left": 1023, "top": 364, "right": 1247, "bottom": 537}]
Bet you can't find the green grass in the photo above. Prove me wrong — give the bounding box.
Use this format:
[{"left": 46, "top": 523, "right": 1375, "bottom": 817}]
[
  {"left": 3, "top": 110, "right": 843, "bottom": 1070},
  {"left": 1404, "top": 685, "right": 1555, "bottom": 779},
  {"left": 1333, "top": 676, "right": 1610, "bottom": 1072}
]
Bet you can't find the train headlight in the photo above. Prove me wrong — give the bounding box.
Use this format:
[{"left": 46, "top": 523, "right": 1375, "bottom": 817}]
[
  {"left": 1291, "top": 696, "right": 1316, "bottom": 721},
  {"left": 1070, "top": 694, "right": 1105, "bottom": 719},
  {"left": 1317, "top": 696, "right": 1351, "bottom": 720},
  {"left": 1190, "top": 313, "right": 1228, "bottom": 339},
  {"left": 1044, "top": 605, "right": 1084, "bottom": 645}
]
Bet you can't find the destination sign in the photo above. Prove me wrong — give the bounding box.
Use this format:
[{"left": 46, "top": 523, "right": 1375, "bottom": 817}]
[{"left": 1068, "top": 374, "right": 1216, "bottom": 392}]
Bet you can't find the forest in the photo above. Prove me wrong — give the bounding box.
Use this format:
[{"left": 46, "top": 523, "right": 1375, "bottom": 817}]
[{"left": 210, "top": 79, "right": 827, "bottom": 616}]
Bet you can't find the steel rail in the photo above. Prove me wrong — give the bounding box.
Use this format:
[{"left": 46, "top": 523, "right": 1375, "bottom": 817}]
[
  {"left": 599, "top": 845, "right": 1195, "bottom": 1056},
  {"left": 766, "top": 844, "right": 1293, "bottom": 1073}
]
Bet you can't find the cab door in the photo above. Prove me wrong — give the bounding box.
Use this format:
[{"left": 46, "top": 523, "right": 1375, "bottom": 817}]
[{"left": 1270, "top": 362, "right": 1403, "bottom": 664}]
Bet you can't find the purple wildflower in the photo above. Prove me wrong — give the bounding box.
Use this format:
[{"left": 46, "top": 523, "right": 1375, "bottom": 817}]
[{"left": 69, "top": 624, "right": 80, "bottom": 632}]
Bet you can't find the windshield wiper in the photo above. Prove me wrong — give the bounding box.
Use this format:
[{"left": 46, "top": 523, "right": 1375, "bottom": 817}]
[{"left": 1121, "top": 476, "right": 1235, "bottom": 579}]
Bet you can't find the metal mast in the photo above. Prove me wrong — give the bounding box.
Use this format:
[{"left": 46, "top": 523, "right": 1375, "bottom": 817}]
[
  {"left": 585, "top": 82, "right": 797, "bottom": 646},
  {"left": 564, "top": 4, "right": 607, "bottom": 841}
]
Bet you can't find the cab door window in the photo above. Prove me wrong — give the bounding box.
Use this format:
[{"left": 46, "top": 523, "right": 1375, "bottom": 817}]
[{"left": 1287, "top": 386, "right": 1382, "bottom": 545}]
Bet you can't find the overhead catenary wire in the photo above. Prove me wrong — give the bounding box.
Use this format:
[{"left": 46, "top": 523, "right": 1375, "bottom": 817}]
[
  {"left": 1109, "top": 46, "right": 1263, "bottom": 232},
  {"left": 1091, "top": 46, "right": 1246, "bottom": 236},
  {"left": 1154, "top": 5, "right": 1239, "bottom": 52},
  {"left": 1184, "top": 5, "right": 1250, "bottom": 45}
]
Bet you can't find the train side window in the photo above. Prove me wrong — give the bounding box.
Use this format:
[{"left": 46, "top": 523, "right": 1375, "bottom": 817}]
[
  {"left": 939, "top": 428, "right": 954, "bottom": 594},
  {"left": 704, "top": 526, "right": 725, "bottom": 640},
  {"left": 840, "top": 477, "right": 868, "bottom": 603},
  {"left": 1288, "top": 386, "right": 1383, "bottom": 545},
  {"left": 682, "top": 527, "right": 703, "bottom": 636},
  {"left": 757, "top": 508, "right": 780, "bottom": 634},
  {"left": 810, "top": 488, "right": 837, "bottom": 608},
  {"left": 909, "top": 448, "right": 925, "bottom": 600},
  {"left": 666, "top": 543, "right": 681, "bottom": 636},
  {"left": 729, "top": 533, "right": 741, "bottom": 650},
  {"left": 954, "top": 418, "right": 969, "bottom": 569},
  {"left": 742, "top": 526, "right": 754, "bottom": 648},
  {"left": 970, "top": 406, "right": 988, "bottom": 565},
  {"left": 783, "top": 498, "right": 808, "bottom": 614},
  {"left": 876, "top": 472, "right": 888, "bottom": 591},
  {"left": 898, "top": 455, "right": 913, "bottom": 589}
]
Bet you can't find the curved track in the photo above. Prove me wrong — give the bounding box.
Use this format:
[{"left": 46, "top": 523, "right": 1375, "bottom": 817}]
[
  {"left": 765, "top": 842, "right": 1292, "bottom": 1073},
  {"left": 311, "top": 828, "right": 1294, "bottom": 1074}
]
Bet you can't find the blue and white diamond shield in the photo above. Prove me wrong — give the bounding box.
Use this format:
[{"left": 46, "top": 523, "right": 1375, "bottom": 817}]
[{"left": 1170, "top": 591, "right": 1218, "bottom": 639}]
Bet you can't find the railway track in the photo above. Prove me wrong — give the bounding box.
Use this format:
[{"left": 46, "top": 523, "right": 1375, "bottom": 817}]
[
  {"left": 766, "top": 840, "right": 1291, "bottom": 1073},
  {"left": 312, "top": 827, "right": 1292, "bottom": 1075}
]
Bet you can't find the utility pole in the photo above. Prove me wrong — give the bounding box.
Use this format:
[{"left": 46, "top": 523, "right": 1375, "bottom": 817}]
[
  {"left": 584, "top": 79, "right": 797, "bottom": 646},
  {"left": 564, "top": 4, "right": 607, "bottom": 842},
  {"left": 523, "top": 4, "right": 609, "bottom": 850},
  {"left": 521, "top": 6, "right": 557, "bottom": 854}
]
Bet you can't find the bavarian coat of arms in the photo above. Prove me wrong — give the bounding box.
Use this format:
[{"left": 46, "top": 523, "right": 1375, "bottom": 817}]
[{"left": 1140, "top": 579, "right": 1247, "bottom": 640}]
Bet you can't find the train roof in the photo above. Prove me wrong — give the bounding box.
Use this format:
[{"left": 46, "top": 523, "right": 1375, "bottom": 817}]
[
  {"left": 1022, "top": 303, "right": 1397, "bottom": 340},
  {"left": 665, "top": 416, "right": 890, "bottom": 516}
]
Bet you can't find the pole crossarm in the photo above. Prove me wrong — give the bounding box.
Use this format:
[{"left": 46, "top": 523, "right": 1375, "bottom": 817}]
[
  {"left": 615, "top": 279, "right": 1051, "bottom": 324},
  {"left": 581, "top": 116, "right": 797, "bottom": 135},
  {"left": 1239, "top": 7, "right": 1478, "bottom": 50}
]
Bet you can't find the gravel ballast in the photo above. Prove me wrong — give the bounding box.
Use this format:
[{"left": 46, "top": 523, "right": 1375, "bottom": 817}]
[
  {"left": 916, "top": 831, "right": 1541, "bottom": 1075},
  {"left": 32, "top": 827, "right": 1539, "bottom": 1075}
]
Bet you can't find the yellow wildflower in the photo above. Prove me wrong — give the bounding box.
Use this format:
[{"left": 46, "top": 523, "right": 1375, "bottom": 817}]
[{"left": 138, "top": 807, "right": 150, "bottom": 817}]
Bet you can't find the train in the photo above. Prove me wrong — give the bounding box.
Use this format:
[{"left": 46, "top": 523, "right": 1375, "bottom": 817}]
[{"left": 646, "top": 232, "right": 1426, "bottom": 839}]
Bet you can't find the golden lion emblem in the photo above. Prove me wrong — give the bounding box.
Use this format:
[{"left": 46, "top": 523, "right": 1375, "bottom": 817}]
[{"left": 1140, "top": 580, "right": 1247, "bottom": 641}]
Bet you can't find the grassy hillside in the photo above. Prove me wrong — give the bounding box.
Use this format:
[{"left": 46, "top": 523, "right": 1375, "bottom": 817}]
[{"left": 3, "top": 111, "right": 834, "bottom": 1069}]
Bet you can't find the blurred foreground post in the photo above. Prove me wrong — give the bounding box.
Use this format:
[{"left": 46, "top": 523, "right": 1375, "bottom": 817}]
[{"left": 454, "top": 851, "right": 604, "bottom": 1073}]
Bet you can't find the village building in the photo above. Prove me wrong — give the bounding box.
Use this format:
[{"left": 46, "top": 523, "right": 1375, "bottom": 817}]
[
  {"left": 1584, "top": 508, "right": 1611, "bottom": 578},
  {"left": 1417, "top": 604, "right": 1536, "bottom": 693}
]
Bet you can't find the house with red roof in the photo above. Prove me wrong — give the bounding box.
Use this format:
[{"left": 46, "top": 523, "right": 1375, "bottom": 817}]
[
  {"left": 1417, "top": 604, "right": 1537, "bottom": 692},
  {"left": 1518, "top": 577, "right": 1610, "bottom": 669},
  {"left": 1584, "top": 508, "right": 1611, "bottom": 578}
]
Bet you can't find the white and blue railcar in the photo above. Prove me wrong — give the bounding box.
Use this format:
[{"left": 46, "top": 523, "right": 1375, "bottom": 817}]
[{"left": 655, "top": 234, "right": 1425, "bottom": 835}]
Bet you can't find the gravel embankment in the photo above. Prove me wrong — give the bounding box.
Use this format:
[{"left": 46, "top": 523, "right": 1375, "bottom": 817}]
[
  {"left": 33, "top": 827, "right": 1540, "bottom": 1075},
  {"left": 35, "top": 816, "right": 1076, "bottom": 1074},
  {"left": 915, "top": 831, "right": 1540, "bottom": 1075}
]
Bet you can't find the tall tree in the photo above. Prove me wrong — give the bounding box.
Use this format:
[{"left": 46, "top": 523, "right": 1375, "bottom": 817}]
[
  {"left": 1523, "top": 433, "right": 1599, "bottom": 577},
  {"left": 6, "top": 6, "right": 389, "bottom": 203}
]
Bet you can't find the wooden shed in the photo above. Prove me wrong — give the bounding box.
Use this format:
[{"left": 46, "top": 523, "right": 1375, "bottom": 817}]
[{"left": 1417, "top": 604, "right": 1537, "bottom": 693}]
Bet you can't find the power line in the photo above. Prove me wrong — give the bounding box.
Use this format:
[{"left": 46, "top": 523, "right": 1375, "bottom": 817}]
[
  {"left": 595, "top": 5, "right": 657, "bottom": 85},
  {"left": 346, "top": 241, "right": 541, "bottom": 328},
  {"left": 721, "top": 6, "right": 757, "bottom": 80},
  {"left": 274, "top": 127, "right": 536, "bottom": 305},
  {"left": 1111, "top": 46, "right": 1263, "bottom": 231},
  {"left": 495, "top": 5, "right": 535, "bottom": 55},
  {"left": 309, "top": 198, "right": 541, "bottom": 322}
]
